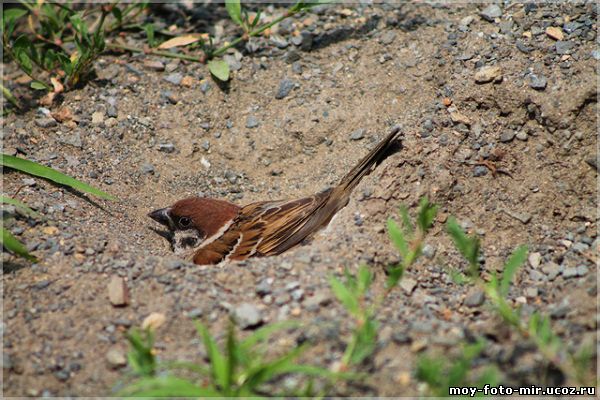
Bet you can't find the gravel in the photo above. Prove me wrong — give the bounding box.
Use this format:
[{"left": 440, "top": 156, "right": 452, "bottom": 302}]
[
  {"left": 275, "top": 78, "right": 296, "bottom": 99},
  {"left": 479, "top": 4, "right": 502, "bottom": 22},
  {"left": 350, "top": 128, "right": 365, "bottom": 140},
  {"left": 464, "top": 289, "right": 485, "bottom": 307},
  {"left": 246, "top": 116, "right": 259, "bottom": 129},
  {"left": 529, "top": 74, "right": 547, "bottom": 90},
  {"left": 231, "top": 303, "right": 263, "bottom": 329}
]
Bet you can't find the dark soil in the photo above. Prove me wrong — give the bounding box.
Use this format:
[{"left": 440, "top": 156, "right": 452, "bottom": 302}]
[{"left": 2, "top": 2, "right": 597, "bottom": 396}]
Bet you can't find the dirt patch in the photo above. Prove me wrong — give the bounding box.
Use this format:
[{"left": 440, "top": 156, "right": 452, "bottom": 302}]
[{"left": 2, "top": 2, "right": 597, "bottom": 396}]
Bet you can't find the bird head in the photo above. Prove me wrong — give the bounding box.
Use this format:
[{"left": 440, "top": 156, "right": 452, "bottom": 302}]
[{"left": 148, "top": 197, "right": 240, "bottom": 256}]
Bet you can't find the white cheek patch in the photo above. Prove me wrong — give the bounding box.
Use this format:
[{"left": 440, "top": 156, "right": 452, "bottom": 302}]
[{"left": 173, "top": 229, "right": 204, "bottom": 256}]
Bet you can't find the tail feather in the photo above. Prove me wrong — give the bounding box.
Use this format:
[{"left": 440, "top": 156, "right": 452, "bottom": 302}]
[{"left": 336, "top": 125, "right": 402, "bottom": 193}]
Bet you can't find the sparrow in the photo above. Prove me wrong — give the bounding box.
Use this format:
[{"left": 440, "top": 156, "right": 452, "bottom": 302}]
[{"left": 149, "top": 126, "right": 402, "bottom": 265}]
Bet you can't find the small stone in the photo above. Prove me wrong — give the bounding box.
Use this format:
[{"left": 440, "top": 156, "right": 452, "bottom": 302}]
[
  {"left": 545, "top": 26, "right": 564, "bottom": 41},
  {"left": 449, "top": 111, "right": 471, "bottom": 125},
  {"left": 246, "top": 116, "right": 259, "bottom": 129},
  {"left": 464, "top": 289, "right": 485, "bottom": 307},
  {"left": 473, "top": 165, "right": 488, "bottom": 177},
  {"left": 163, "top": 72, "right": 182, "bottom": 85},
  {"left": 350, "top": 128, "right": 365, "bottom": 140},
  {"left": 158, "top": 143, "right": 176, "bottom": 153},
  {"left": 22, "top": 178, "right": 36, "bottom": 186},
  {"left": 400, "top": 278, "right": 417, "bottom": 295},
  {"left": 528, "top": 252, "right": 542, "bottom": 269},
  {"left": 591, "top": 49, "right": 600, "bottom": 60},
  {"left": 480, "top": 4, "right": 502, "bottom": 22},
  {"left": 165, "top": 61, "right": 179, "bottom": 73},
  {"left": 516, "top": 131, "right": 528, "bottom": 141},
  {"left": 500, "top": 130, "right": 515, "bottom": 142},
  {"left": 106, "top": 347, "right": 127, "bottom": 369},
  {"left": 107, "top": 276, "right": 129, "bottom": 307},
  {"left": 303, "top": 291, "right": 332, "bottom": 310},
  {"left": 107, "top": 106, "right": 118, "bottom": 118},
  {"left": 380, "top": 31, "right": 396, "bottom": 45},
  {"left": 187, "top": 308, "right": 204, "bottom": 319},
  {"left": 525, "top": 287, "right": 538, "bottom": 298},
  {"left": 576, "top": 265, "right": 588, "bottom": 276},
  {"left": 555, "top": 41, "right": 575, "bottom": 55},
  {"left": 200, "top": 82, "right": 211, "bottom": 94},
  {"left": 291, "top": 35, "right": 303, "bottom": 46},
  {"left": 181, "top": 76, "right": 195, "bottom": 87},
  {"left": 542, "top": 262, "right": 561, "bottom": 280},
  {"left": 232, "top": 303, "right": 263, "bottom": 329},
  {"left": 562, "top": 267, "right": 578, "bottom": 279},
  {"left": 474, "top": 66, "right": 502, "bottom": 83},
  {"left": 275, "top": 78, "right": 295, "bottom": 99},
  {"left": 255, "top": 280, "right": 272, "bottom": 296},
  {"left": 34, "top": 117, "right": 57, "bottom": 128},
  {"left": 141, "top": 312, "right": 166, "bottom": 331},
  {"left": 270, "top": 34, "right": 289, "bottom": 49},
  {"left": 529, "top": 74, "right": 547, "bottom": 90},
  {"left": 91, "top": 111, "right": 105, "bottom": 125},
  {"left": 460, "top": 16, "right": 474, "bottom": 27},
  {"left": 140, "top": 163, "right": 154, "bottom": 174},
  {"left": 143, "top": 60, "right": 165, "bottom": 71},
  {"left": 224, "top": 55, "right": 242, "bottom": 71}
]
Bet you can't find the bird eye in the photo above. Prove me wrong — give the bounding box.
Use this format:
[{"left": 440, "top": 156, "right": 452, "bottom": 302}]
[{"left": 179, "top": 217, "right": 191, "bottom": 227}]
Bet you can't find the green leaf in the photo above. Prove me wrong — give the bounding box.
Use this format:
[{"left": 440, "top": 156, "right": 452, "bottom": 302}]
[
  {"left": 118, "top": 376, "right": 221, "bottom": 397},
  {"left": 446, "top": 217, "right": 480, "bottom": 273},
  {"left": 30, "top": 81, "right": 49, "bottom": 90},
  {"left": 143, "top": 23, "right": 156, "bottom": 47},
  {"left": 1, "top": 83, "right": 20, "bottom": 109},
  {"left": 329, "top": 275, "right": 359, "bottom": 316},
  {"left": 386, "top": 265, "right": 404, "bottom": 290},
  {"left": 251, "top": 9, "right": 261, "bottom": 28},
  {"left": 1, "top": 227, "right": 37, "bottom": 262},
  {"left": 111, "top": 6, "right": 122, "bottom": 23},
  {"left": 499, "top": 245, "right": 527, "bottom": 297},
  {"left": 416, "top": 197, "right": 438, "bottom": 233},
  {"left": 1, "top": 154, "right": 116, "bottom": 200},
  {"left": 13, "top": 35, "right": 33, "bottom": 75},
  {"left": 387, "top": 218, "right": 408, "bottom": 258},
  {"left": 196, "top": 321, "right": 229, "bottom": 391},
  {"left": 399, "top": 205, "right": 413, "bottom": 237},
  {"left": 356, "top": 265, "right": 372, "bottom": 296},
  {"left": 126, "top": 328, "right": 156, "bottom": 377},
  {"left": 3, "top": 8, "right": 28, "bottom": 24},
  {"left": 225, "top": 0, "right": 243, "bottom": 27},
  {"left": 1, "top": 196, "right": 41, "bottom": 218},
  {"left": 208, "top": 59, "right": 230, "bottom": 81}
]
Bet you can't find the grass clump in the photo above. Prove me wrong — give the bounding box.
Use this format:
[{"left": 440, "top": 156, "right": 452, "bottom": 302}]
[{"left": 119, "top": 320, "right": 349, "bottom": 397}]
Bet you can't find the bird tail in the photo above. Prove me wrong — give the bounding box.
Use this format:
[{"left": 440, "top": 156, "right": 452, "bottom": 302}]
[{"left": 335, "top": 125, "right": 402, "bottom": 194}]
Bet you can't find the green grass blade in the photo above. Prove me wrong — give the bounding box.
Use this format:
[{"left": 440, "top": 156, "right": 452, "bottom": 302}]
[
  {"left": 329, "top": 275, "right": 359, "bottom": 316},
  {"left": 1, "top": 83, "right": 21, "bottom": 109},
  {"left": 195, "top": 321, "right": 228, "bottom": 391},
  {"left": 1, "top": 195, "right": 41, "bottom": 218},
  {"left": 1, "top": 154, "right": 116, "bottom": 200},
  {"left": 240, "top": 321, "right": 299, "bottom": 351},
  {"left": 399, "top": 205, "right": 414, "bottom": 237},
  {"left": 387, "top": 218, "right": 408, "bottom": 258},
  {"left": 499, "top": 245, "right": 527, "bottom": 297},
  {"left": 416, "top": 197, "right": 438, "bottom": 233},
  {"left": 1, "top": 227, "right": 37, "bottom": 261},
  {"left": 118, "top": 375, "right": 221, "bottom": 397}
]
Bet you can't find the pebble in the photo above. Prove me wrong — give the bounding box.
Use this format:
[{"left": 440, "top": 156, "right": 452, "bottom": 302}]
[
  {"left": 224, "top": 55, "right": 242, "bottom": 71},
  {"left": 231, "top": 303, "right": 263, "bottom": 329},
  {"left": 275, "top": 78, "right": 295, "bottom": 99},
  {"left": 158, "top": 143, "right": 176, "bottom": 153},
  {"left": 291, "top": 35, "right": 303, "bottom": 46},
  {"left": 480, "top": 4, "right": 502, "bottom": 22},
  {"left": 463, "top": 289, "right": 485, "bottom": 307},
  {"left": 380, "top": 31, "right": 396, "bottom": 45},
  {"left": 591, "top": 49, "right": 600, "bottom": 60},
  {"left": 499, "top": 130, "right": 515, "bottom": 142},
  {"left": 473, "top": 165, "right": 488, "bottom": 177},
  {"left": 34, "top": 117, "right": 57, "bottom": 128},
  {"left": 400, "top": 278, "right": 417, "bottom": 295},
  {"left": 529, "top": 74, "right": 547, "bottom": 90},
  {"left": 516, "top": 131, "right": 528, "bottom": 141},
  {"left": 187, "top": 308, "right": 204, "bottom": 319},
  {"left": 528, "top": 252, "right": 542, "bottom": 269},
  {"left": 106, "top": 347, "right": 127, "bottom": 368},
  {"left": 200, "top": 82, "right": 211, "bottom": 94},
  {"left": 546, "top": 26, "right": 564, "bottom": 41},
  {"left": 270, "top": 34, "right": 289, "bottom": 49},
  {"left": 140, "top": 163, "right": 155, "bottom": 174},
  {"left": 107, "top": 276, "right": 129, "bottom": 307},
  {"left": 143, "top": 60, "right": 165, "bottom": 71},
  {"left": 562, "top": 267, "right": 578, "bottom": 279},
  {"left": 541, "top": 262, "right": 561, "bottom": 280},
  {"left": 246, "top": 116, "right": 259, "bottom": 129},
  {"left": 350, "top": 128, "right": 365, "bottom": 140},
  {"left": 255, "top": 279, "right": 272, "bottom": 296},
  {"left": 555, "top": 41, "right": 575, "bottom": 55},
  {"left": 474, "top": 66, "right": 502, "bottom": 83},
  {"left": 164, "top": 73, "right": 183, "bottom": 85},
  {"left": 91, "top": 111, "right": 105, "bottom": 125}
]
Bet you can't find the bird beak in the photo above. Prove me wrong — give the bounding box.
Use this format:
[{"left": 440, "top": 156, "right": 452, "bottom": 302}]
[{"left": 148, "top": 207, "right": 171, "bottom": 227}]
